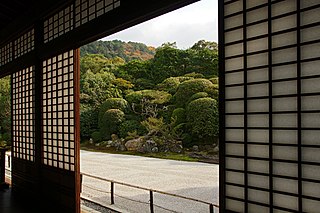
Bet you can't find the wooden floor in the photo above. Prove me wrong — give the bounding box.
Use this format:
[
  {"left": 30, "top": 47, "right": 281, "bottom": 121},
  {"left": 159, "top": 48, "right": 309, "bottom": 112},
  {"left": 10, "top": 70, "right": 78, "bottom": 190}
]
[{"left": 0, "top": 187, "right": 41, "bottom": 213}]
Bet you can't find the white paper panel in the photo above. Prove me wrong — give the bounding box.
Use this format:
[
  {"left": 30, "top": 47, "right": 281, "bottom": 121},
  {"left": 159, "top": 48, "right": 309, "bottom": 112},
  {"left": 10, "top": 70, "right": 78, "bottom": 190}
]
[
  {"left": 225, "top": 43, "right": 243, "bottom": 57},
  {"left": 273, "top": 162, "right": 298, "bottom": 177},
  {"left": 301, "top": 96, "right": 320, "bottom": 111},
  {"left": 247, "top": 83, "right": 268, "bottom": 97},
  {"left": 225, "top": 57, "right": 244, "bottom": 71},
  {"left": 301, "top": 25, "right": 320, "bottom": 43},
  {"left": 248, "top": 189, "right": 269, "bottom": 204},
  {"left": 272, "top": 80, "right": 297, "bottom": 96},
  {"left": 248, "top": 204, "right": 269, "bottom": 213},
  {"left": 246, "top": 0, "right": 267, "bottom": 9},
  {"left": 273, "top": 114, "right": 297, "bottom": 128},
  {"left": 226, "top": 115, "right": 244, "bottom": 127},
  {"left": 248, "top": 174, "right": 269, "bottom": 189},
  {"left": 302, "top": 198, "right": 319, "bottom": 213},
  {"left": 302, "top": 77, "right": 320, "bottom": 93},
  {"left": 248, "top": 114, "right": 269, "bottom": 127},
  {"left": 225, "top": 71, "right": 243, "bottom": 85},
  {"left": 226, "top": 171, "right": 244, "bottom": 185},
  {"left": 247, "top": 144, "right": 269, "bottom": 158},
  {"left": 301, "top": 61, "right": 320, "bottom": 77},
  {"left": 226, "top": 185, "right": 244, "bottom": 199},
  {"left": 247, "top": 22, "right": 268, "bottom": 38},
  {"left": 225, "top": 14, "right": 243, "bottom": 30},
  {"left": 225, "top": 100, "right": 244, "bottom": 113},
  {"left": 273, "top": 177, "right": 298, "bottom": 194},
  {"left": 273, "top": 146, "right": 297, "bottom": 161},
  {"left": 303, "top": 181, "right": 320, "bottom": 198},
  {"left": 301, "top": 44, "right": 320, "bottom": 60},
  {"left": 248, "top": 159, "right": 269, "bottom": 173},
  {"left": 226, "top": 157, "right": 244, "bottom": 170},
  {"left": 225, "top": 86, "right": 244, "bottom": 99},
  {"left": 247, "top": 37, "right": 268, "bottom": 53},
  {"left": 301, "top": 7, "right": 320, "bottom": 26},
  {"left": 272, "top": 64, "right": 296, "bottom": 80},
  {"left": 302, "top": 147, "right": 320, "bottom": 163},
  {"left": 272, "top": 48, "right": 297, "bottom": 64},
  {"left": 247, "top": 52, "right": 268, "bottom": 68},
  {"left": 272, "top": 14, "right": 297, "bottom": 32},
  {"left": 247, "top": 68, "right": 268, "bottom": 83},
  {"left": 225, "top": 28, "right": 243, "bottom": 43},
  {"left": 226, "top": 199, "right": 244, "bottom": 213},
  {"left": 273, "top": 193, "right": 298, "bottom": 211},
  {"left": 302, "top": 165, "right": 320, "bottom": 180},
  {"left": 301, "top": 130, "right": 320, "bottom": 145},
  {"left": 247, "top": 99, "right": 269, "bottom": 112},
  {"left": 247, "top": 7, "right": 267, "bottom": 24},
  {"left": 226, "top": 143, "right": 244, "bottom": 156},
  {"left": 248, "top": 129, "right": 269, "bottom": 143},
  {"left": 272, "top": 0, "right": 296, "bottom": 16},
  {"left": 301, "top": 113, "right": 320, "bottom": 128},
  {"left": 300, "top": 0, "right": 319, "bottom": 9},
  {"left": 224, "top": 0, "right": 242, "bottom": 16},
  {"left": 273, "top": 97, "right": 297, "bottom": 111}
]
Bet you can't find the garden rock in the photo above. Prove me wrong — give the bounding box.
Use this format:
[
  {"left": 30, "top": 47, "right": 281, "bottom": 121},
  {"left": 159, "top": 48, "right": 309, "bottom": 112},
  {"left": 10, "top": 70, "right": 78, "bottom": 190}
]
[
  {"left": 151, "top": 147, "right": 159, "bottom": 153},
  {"left": 125, "top": 138, "right": 144, "bottom": 151},
  {"left": 192, "top": 145, "right": 199, "bottom": 152}
]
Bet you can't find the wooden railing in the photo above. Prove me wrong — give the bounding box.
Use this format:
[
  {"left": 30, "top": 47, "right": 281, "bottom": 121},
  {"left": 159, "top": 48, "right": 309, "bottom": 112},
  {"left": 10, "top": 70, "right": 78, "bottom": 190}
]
[{"left": 81, "top": 172, "right": 219, "bottom": 213}]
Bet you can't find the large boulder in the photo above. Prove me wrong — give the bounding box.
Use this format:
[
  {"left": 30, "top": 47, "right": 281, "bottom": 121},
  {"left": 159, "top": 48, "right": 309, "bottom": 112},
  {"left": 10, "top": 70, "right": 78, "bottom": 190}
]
[{"left": 125, "top": 138, "right": 144, "bottom": 151}]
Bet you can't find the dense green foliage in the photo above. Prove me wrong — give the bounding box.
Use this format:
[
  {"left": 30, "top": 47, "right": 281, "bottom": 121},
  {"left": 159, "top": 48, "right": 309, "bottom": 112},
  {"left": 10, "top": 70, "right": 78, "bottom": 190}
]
[
  {"left": 80, "top": 40, "right": 219, "bottom": 147},
  {"left": 186, "top": 98, "right": 219, "bottom": 145},
  {"left": 0, "top": 77, "right": 11, "bottom": 144},
  {"left": 81, "top": 40, "right": 155, "bottom": 61}
]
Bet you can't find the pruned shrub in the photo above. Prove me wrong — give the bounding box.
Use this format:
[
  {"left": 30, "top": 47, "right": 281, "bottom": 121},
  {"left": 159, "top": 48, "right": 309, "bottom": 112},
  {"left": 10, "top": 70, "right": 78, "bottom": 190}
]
[
  {"left": 173, "top": 79, "right": 218, "bottom": 107},
  {"left": 91, "top": 131, "right": 102, "bottom": 143},
  {"left": 100, "top": 109, "right": 125, "bottom": 138},
  {"left": 157, "top": 76, "right": 193, "bottom": 94},
  {"left": 187, "top": 92, "right": 209, "bottom": 104},
  {"left": 186, "top": 97, "right": 219, "bottom": 145},
  {"left": 119, "top": 120, "right": 146, "bottom": 138},
  {"left": 126, "top": 90, "right": 171, "bottom": 105},
  {"left": 171, "top": 108, "right": 186, "bottom": 126},
  {"left": 98, "top": 98, "right": 129, "bottom": 128}
]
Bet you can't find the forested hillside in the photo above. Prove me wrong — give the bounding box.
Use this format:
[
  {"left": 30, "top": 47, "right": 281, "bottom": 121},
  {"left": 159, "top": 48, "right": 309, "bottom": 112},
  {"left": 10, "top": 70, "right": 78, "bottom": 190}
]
[
  {"left": 80, "top": 40, "right": 156, "bottom": 61},
  {"left": 80, "top": 40, "right": 219, "bottom": 153}
]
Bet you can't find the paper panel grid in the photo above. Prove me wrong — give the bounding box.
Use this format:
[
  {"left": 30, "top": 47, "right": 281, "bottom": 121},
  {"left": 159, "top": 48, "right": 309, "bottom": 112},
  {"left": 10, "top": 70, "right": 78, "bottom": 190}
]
[
  {"left": 222, "top": 0, "right": 320, "bottom": 212},
  {"left": 12, "top": 66, "right": 35, "bottom": 161},
  {"left": 0, "top": 42, "right": 12, "bottom": 66},
  {"left": 42, "top": 50, "right": 75, "bottom": 171},
  {"left": 14, "top": 29, "right": 35, "bottom": 59}
]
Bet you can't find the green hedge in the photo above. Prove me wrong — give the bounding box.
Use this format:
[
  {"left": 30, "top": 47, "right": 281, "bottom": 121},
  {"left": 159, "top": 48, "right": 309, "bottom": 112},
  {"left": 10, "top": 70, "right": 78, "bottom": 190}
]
[{"left": 186, "top": 97, "right": 218, "bottom": 145}]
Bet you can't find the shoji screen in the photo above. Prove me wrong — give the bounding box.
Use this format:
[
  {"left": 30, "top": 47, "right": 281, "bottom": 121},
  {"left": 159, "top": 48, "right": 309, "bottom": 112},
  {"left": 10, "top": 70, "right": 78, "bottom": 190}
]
[
  {"left": 41, "top": 49, "right": 80, "bottom": 212},
  {"left": 221, "top": 0, "right": 320, "bottom": 212}
]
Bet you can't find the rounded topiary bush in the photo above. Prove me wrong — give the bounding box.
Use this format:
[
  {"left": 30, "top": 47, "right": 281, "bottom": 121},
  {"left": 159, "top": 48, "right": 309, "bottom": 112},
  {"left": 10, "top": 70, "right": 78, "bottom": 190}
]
[
  {"left": 98, "top": 98, "right": 129, "bottom": 129},
  {"left": 209, "top": 77, "right": 219, "bottom": 84},
  {"left": 173, "top": 79, "right": 218, "bottom": 107},
  {"left": 187, "top": 92, "right": 209, "bottom": 104},
  {"left": 91, "top": 131, "right": 102, "bottom": 143},
  {"left": 126, "top": 90, "right": 172, "bottom": 105},
  {"left": 100, "top": 109, "right": 125, "bottom": 138},
  {"left": 119, "top": 120, "right": 146, "bottom": 138},
  {"left": 157, "top": 76, "right": 193, "bottom": 94},
  {"left": 171, "top": 108, "right": 186, "bottom": 126},
  {"left": 186, "top": 97, "right": 219, "bottom": 145}
]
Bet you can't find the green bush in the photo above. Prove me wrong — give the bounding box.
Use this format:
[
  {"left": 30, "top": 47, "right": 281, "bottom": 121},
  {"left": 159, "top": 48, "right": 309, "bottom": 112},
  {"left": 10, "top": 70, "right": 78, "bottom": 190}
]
[
  {"left": 126, "top": 90, "right": 171, "bottom": 105},
  {"left": 209, "top": 77, "right": 218, "bottom": 84},
  {"left": 187, "top": 92, "right": 209, "bottom": 104},
  {"left": 157, "top": 76, "right": 193, "bottom": 94},
  {"left": 119, "top": 120, "right": 146, "bottom": 138},
  {"left": 171, "top": 108, "right": 186, "bottom": 126},
  {"left": 134, "top": 78, "right": 155, "bottom": 90},
  {"left": 186, "top": 98, "right": 219, "bottom": 145},
  {"left": 184, "top": 72, "right": 204, "bottom": 78},
  {"left": 173, "top": 78, "right": 218, "bottom": 107},
  {"left": 99, "top": 98, "right": 129, "bottom": 128},
  {"left": 100, "top": 109, "right": 125, "bottom": 138},
  {"left": 91, "top": 131, "right": 102, "bottom": 143},
  {"left": 80, "top": 107, "right": 99, "bottom": 139}
]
